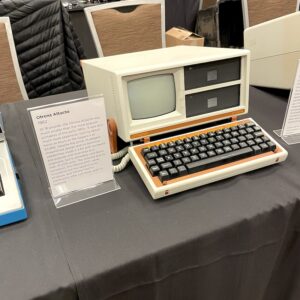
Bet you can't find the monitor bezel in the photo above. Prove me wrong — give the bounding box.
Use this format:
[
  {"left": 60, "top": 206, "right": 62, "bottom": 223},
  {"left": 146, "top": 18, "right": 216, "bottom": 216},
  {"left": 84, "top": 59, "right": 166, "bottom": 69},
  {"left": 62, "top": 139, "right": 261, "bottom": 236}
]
[{"left": 121, "top": 68, "right": 186, "bottom": 134}]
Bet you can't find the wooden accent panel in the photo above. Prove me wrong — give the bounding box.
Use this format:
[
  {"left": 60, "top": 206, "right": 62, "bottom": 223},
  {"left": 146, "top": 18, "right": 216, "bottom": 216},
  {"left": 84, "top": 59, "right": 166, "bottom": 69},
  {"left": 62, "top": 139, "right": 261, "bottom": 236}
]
[
  {"left": 107, "top": 118, "right": 118, "bottom": 153},
  {"left": 133, "top": 118, "right": 282, "bottom": 188},
  {"left": 130, "top": 109, "right": 245, "bottom": 139},
  {"left": 0, "top": 24, "right": 23, "bottom": 104},
  {"left": 91, "top": 4, "right": 162, "bottom": 56},
  {"left": 247, "top": 0, "right": 296, "bottom": 27}
]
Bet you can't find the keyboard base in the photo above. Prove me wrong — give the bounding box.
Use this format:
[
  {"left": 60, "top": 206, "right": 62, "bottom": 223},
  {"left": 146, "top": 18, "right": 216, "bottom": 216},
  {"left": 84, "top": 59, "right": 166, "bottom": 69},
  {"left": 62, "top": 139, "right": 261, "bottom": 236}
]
[{"left": 129, "top": 118, "right": 288, "bottom": 199}]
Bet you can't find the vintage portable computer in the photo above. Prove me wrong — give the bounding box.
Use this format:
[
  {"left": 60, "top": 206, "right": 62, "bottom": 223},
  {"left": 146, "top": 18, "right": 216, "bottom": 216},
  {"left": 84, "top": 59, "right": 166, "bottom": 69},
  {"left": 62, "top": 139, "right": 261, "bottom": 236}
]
[
  {"left": 0, "top": 119, "right": 27, "bottom": 226},
  {"left": 244, "top": 11, "right": 300, "bottom": 89},
  {"left": 82, "top": 46, "right": 288, "bottom": 199}
]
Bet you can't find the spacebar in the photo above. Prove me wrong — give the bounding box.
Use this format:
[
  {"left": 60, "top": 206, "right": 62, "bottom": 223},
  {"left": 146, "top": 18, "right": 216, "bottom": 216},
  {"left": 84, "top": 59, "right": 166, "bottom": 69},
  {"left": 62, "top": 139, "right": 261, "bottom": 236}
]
[{"left": 186, "top": 147, "right": 254, "bottom": 173}]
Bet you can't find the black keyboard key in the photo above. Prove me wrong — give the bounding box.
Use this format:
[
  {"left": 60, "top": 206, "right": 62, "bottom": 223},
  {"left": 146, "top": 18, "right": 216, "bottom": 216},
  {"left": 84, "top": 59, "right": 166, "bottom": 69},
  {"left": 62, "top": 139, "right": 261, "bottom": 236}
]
[
  {"left": 192, "top": 136, "right": 200, "bottom": 141},
  {"left": 223, "top": 146, "right": 232, "bottom": 152},
  {"left": 176, "top": 145, "right": 184, "bottom": 152},
  {"left": 231, "top": 144, "right": 240, "bottom": 151},
  {"left": 207, "top": 150, "right": 216, "bottom": 157},
  {"left": 161, "top": 162, "right": 173, "bottom": 170},
  {"left": 223, "top": 133, "right": 232, "bottom": 139},
  {"left": 182, "top": 150, "right": 190, "bottom": 157},
  {"left": 184, "top": 137, "right": 192, "bottom": 143},
  {"left": 192, "top": 141, "right": 200, "bottom": 147},
  {"left": 168, "top": 141, "right": 176, "bottom": 147},
  {"left": 199, "top": 153, "right": 208, "bottom": 159},
  {"left": 260, "top": 143, "right": 269, "bottom": 152},
  {"left": 200, "top": 133, "right": 207, "bottom": 139},
  {"left": 216, "top": 130, "right": 223, "bottom": 135},
  {"left": 230, "top": 138, "right": 239, "bottom": 144},
  {"left": 231, "top": 131, "right": 239, "bottom": 137},
  {"left": 173, "top": 153, "right": 182, "bottom": 159},
  {"left": 190, "top": 148, "right": 199, "bottom": 155},
  {"left": 177, "top": 165, "right": 188, "bottom": 176},
  {"left": 238, "top": 129, "right": 247, "bottom": 135},
  {"left": 207, "top": 144, "right": 215, "bottom": 150},
  {"left": 190, "top": 155, "right": 199, "bottom": 162},
  {"left": 246, "top": 127, "right": 254, "bottom": 134},
  {"left": 216, "top": 135, "right": 224, "bottom": 141},
  {"left": 146, "top": 159, "right": 156, "bottom": 167},
  {"left": 176, "top": 140, "right": 184, "bottom": 145},
  {"left": 262, "top": 136, "right": 270, "bottom": 143},
  {"left": 245, "top": 122, "right": 256, "bottom": 127},
  {"left": 186, "top": 147, "right": 254, "bottom": 173},
  {"left": 150, "top": 165, "right": 160, "bottom": 176},
  {"left": 223, "top": 128, "right": 231, "bottom": 133},
  {"left": 231, "top": 126, "right": 238, "bottom": 131},
  {"left": 145, "top": 152, "right": 158, "bottom": 160},
  {"left": 216, "top": 148, "right": 225, "bottom": 155},
  {"left": 252, "top": 145, "right": 262, "bottom": 155},
  {"left": 239, "top": 142, "right": 248, "bottom": 148},
  {"left": 158, "top": 149, "right": 168, "bottom": 156},
  {"left": 156, "top": 157, "right": 165, "bottom": 164},
  {"left": 198, "top": 146, "right": 207, "bottom": 153},
  {"left": 245, "top": 134, "right": 254, "bottom": 140},
  {"left": 247, "top": 140, "right": 255, "bottom": 146},
  {"left": 173, "top": 159, "right": 182, "bottom": 167},
  {"left": 208, "top": 132, "right": 216, "bottom": 137},
  {"left": 208, "top": 137, "right": 217, "bottom": 143},
  {"left": 150, "top": 145, "right": 159, "bottom": 152},
  {"left": 254, "top": 138, "right": 263, "bottom": 144},
  {"left": 159, "top": 170, "right": 170, "bottom": 182},
  {"left": 0, "top": 175, "right": 4, "bottom": 196},
  {"left": 159, "top": 143, "right": 168, "bottom": 149},
  {"left": 223, "top": 140, "right": 231, "bottom": 146},
  {"left": 238, "top": 124, "right": 246, "bottom": 129},
  {"left": 215, "top": 142, "right": 223, "bottom": 148},
  {"left": 200, "top": 139, "right": 209, "bottom": 146},
  {"left": 254, "top": 131, "right": 264, "bottom": 138},
  {"left": 165, "top": 155, "right": 174, "bottom": 161},
  {"left": 167, "top": 147, "right": 176, "bottom": 154},
  {"left": 253, "top": 125, "right": 261, "bottom": 132},
  {"left": 168, "top": 168, "right": 179, "bottom": 179},
  {"left": 267, "top": 141, "right": 276, "bottom": 151},
  {"left": 182, "top": 157, "right": 191, "bottom": 164},
  {"left": 238, "top": 136, "right": 246, "bottom": 142},
  {"left": 142, "top": 147, "right": 151, "bottom": 156},
  {"left": 184, "top": 143, "right": 193, "bottom": 150}
]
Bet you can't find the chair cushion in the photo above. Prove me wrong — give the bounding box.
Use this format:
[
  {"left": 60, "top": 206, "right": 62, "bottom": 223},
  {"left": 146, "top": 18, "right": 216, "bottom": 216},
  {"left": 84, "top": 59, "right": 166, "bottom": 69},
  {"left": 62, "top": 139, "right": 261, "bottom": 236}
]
[{"left": 92, "top": 4, "right": 162, "bottom": 56}]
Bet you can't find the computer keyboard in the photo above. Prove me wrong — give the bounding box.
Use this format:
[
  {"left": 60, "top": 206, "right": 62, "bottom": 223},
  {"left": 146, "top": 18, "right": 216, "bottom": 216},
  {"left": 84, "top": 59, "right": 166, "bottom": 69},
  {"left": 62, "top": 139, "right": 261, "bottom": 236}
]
[{"left": 129, "top": 118, "right": 288, "bottom": 199}]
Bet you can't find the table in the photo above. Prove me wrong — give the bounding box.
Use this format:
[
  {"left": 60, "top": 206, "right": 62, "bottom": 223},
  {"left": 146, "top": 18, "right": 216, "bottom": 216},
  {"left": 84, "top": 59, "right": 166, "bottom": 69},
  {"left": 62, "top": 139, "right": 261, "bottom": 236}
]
[{"left": 0, "top": 87, "right": 300, "bottom": 300}]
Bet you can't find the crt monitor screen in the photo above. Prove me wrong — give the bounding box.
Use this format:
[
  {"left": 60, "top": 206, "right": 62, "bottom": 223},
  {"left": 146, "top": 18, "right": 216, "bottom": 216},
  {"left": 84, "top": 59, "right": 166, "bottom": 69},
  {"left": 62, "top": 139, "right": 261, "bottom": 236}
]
[{"left": 128, "top": 74, "right": 176, "bottom": 120}]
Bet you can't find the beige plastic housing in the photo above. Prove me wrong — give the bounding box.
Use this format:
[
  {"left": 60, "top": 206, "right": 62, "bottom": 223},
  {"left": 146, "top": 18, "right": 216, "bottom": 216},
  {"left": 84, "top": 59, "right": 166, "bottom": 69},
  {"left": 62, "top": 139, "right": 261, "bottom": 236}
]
[
  {"left": 82, "top": 46, "right": 250, "bottom": 142},
  {"left": 244, "top": 12, "right": 300, "bottom": 89}
]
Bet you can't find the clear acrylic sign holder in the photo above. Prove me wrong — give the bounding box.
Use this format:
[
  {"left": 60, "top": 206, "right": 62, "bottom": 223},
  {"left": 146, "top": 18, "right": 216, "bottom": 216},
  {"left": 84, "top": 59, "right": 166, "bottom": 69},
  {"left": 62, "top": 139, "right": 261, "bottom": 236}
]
[
  {"left": 274, "top": 60, "right": 300, "bottom": 145},
  {"left": 28, "top": 95, "right": 120, "bottom": 208}
]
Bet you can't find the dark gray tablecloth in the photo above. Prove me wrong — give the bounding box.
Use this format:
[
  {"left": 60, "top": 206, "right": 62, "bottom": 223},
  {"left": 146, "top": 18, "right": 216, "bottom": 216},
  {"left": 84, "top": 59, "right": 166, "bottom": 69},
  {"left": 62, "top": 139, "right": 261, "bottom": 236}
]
[{"left": 0, "top": 87, "right": 299, "bottom": 300}]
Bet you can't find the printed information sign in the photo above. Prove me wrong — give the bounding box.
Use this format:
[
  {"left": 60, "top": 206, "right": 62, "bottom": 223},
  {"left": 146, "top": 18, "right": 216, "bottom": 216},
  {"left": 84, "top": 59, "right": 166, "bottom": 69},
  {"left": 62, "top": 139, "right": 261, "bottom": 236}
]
[
  {"left": 275, "top": 60, "right": 300, "bottom": 145},
  {"left": 30, "top": 97, "right": 114, "bottom": 200}
]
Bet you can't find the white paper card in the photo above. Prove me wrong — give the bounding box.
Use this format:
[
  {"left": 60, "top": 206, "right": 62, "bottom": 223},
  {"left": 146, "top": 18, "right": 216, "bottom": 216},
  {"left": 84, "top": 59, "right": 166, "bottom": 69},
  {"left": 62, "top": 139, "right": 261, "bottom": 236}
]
[
  {"left": 30, "top": 97, "right": 113, "bottom": 198},
  {"left": 282, "top": 60, "right": 300, "bottom": 137}
]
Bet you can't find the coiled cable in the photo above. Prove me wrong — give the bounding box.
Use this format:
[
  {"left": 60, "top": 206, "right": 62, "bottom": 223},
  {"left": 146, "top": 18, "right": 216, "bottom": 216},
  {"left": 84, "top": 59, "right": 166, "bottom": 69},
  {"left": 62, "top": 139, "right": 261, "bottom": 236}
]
[{"left": 112, "top": 147, "right": 130, "bottom": 172}]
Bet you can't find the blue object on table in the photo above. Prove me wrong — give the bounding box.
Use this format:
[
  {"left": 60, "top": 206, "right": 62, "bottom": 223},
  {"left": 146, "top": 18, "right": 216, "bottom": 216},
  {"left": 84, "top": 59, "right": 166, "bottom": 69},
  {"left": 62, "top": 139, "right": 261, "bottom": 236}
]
[{"left": 0, "top": 114, "right": 27, "bottom": 227}]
